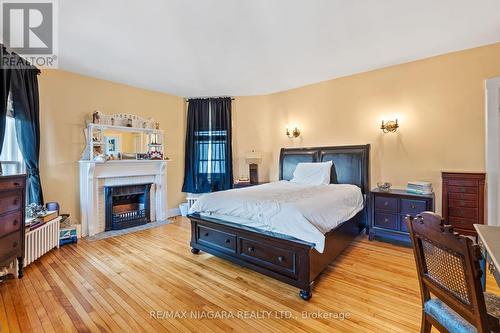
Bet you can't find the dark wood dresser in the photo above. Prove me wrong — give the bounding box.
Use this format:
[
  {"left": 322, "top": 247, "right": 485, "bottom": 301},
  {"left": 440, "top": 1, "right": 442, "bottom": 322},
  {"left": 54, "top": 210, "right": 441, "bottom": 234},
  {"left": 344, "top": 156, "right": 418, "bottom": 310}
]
[
  {"left": 442, "top": 172, "right": 485, "bottom": 236},
  {"left": 369, "top": 188, "right": 435, "bottom": 243},
  {"left": 0, "top": 173, "right": 26, "bottom": 278}
]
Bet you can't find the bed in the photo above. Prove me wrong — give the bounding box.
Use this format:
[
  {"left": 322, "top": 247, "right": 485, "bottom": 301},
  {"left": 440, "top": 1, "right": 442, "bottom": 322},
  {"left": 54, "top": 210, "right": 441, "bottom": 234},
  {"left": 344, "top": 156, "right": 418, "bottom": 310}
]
[{"left": 188, "top": 144, "right": 370, "bottom": 300}]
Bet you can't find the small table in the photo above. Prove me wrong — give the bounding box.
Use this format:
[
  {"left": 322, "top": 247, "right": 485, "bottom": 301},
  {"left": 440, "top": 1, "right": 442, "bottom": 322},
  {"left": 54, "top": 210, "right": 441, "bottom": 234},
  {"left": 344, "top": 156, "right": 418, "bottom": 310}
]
[
  {"left": 233, "top": 181, "right": 268, "bottom": 189},
  {"left": 474, "top": 224, "right": 500, "bottom": 289}
]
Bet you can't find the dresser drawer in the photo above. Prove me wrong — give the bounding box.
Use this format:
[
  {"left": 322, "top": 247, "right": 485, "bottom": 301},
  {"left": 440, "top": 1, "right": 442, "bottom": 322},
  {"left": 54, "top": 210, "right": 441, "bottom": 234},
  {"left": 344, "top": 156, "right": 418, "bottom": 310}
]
[
  {"left": 0, "top": 192, "right": 22, "bottom": 214},
  {"left": 448, "top": 186, "right": 478, "bottom": 194},
  {"left": 0, "top": 232, "right": 21, "bottom": 259},
  {"left": 0, "top": 211, "right": 21, "bottom": 237},
  {"left": 0, "top": 178, "right": 25, "bottom": 192},
  {"left": 374, "top": 212, "right": 398, "bottom": 230},
  {"left": 448, "top": 192, "right": 477, "bottom": 201},
  {"left": 238, "top": 238, "right": 295, "bottom": 275},
  {"left": 197, "top": 225, "right": 236, "bottom": 253},
  {"left": 448, "top": 207, "right": 478, "bottom": 219},
  {"left": 374, "top": 196, "right": 398, "bottom": 212},
  {"left": 448, "top": 199, "right": 477, "bottom": 208},
  {"left": 400, "top": 199, "right": 427, "bottom": 215},
  {"left": 449, "top": 217, "right": 475, "bottom": 230},
  {"left": 447, "top": 179, "right": 479, "bottom": 187}
]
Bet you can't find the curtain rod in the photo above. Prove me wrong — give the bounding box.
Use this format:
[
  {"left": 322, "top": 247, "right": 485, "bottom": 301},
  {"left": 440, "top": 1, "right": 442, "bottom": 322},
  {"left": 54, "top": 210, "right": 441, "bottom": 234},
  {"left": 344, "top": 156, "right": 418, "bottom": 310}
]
[{"left": 185, "top": 97, "right": 235, "bottom": 102}]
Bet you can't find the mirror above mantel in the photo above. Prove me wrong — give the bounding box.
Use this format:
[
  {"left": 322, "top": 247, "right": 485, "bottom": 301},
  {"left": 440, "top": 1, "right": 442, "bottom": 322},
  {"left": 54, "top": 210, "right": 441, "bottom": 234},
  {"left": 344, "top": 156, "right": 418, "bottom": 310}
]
[{"left": 81, "top": 112, "right": 165, "bottom": 162}]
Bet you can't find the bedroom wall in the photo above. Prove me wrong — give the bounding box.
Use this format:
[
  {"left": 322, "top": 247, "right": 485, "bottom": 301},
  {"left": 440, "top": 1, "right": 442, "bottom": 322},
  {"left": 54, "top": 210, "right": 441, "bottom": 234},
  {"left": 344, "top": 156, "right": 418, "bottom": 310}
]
[
  {"left": 233, "top": 42, "right": 500, "bottom": 214},
  {"left": 38, "top": 70, "right": 186, "bottom": 223}
]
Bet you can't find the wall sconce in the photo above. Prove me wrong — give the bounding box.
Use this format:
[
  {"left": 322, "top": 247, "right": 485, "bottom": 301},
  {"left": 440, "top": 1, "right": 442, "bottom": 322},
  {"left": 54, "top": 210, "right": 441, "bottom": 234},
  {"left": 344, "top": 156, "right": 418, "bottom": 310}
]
[
  {"left": 380, "top": 119, "right": 399, "bottom": 133},
  {"left": 286, "top": 125, "right": 301, "bottom": 138}
]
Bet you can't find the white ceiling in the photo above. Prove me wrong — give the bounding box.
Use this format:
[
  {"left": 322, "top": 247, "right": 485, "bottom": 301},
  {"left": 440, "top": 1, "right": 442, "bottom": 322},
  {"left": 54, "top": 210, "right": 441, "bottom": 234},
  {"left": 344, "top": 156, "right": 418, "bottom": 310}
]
[{"left": 58, "top": 0, "right": 500, "bottom": 97}]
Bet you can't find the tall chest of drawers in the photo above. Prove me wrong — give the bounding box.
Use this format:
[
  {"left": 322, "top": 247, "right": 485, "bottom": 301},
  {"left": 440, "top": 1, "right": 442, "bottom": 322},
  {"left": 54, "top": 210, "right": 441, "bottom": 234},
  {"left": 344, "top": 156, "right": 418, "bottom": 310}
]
[
  {"left": 0, "top": 174, "right": 26, "bottom": 278},
  {"left": 442, "top": 172, "right": 485, "bottom": 236}
]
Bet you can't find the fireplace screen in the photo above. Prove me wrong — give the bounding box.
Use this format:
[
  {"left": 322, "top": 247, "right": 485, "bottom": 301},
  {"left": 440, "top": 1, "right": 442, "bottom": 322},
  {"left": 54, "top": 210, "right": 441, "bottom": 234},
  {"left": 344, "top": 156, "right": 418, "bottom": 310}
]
[{"left": 104, "top": 183, "right": 152, "bottom": 231}]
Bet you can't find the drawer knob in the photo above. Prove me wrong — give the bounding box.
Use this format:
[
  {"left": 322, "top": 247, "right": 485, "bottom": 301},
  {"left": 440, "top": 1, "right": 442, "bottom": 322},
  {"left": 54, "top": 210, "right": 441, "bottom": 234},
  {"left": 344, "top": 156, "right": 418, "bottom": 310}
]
[
  {"left": 384, "top": 201, "right": 389, "bottom": 206},
  {"left": 13, "top": 219, "right": 18, "bottom": 226},
  {"left": 225, "top": 239, "right": 231, "bottom": 244},
  {"left": 248, "top": 247, "right": 255, "bottom": 253},
  {"left": 384, "top": 218, "right": 389, "bottom": 223},
  {"left": 277, "top": 256, "right": 285, "bottom": 262},
  {"left": 204, "top": 232, "right": 209, "bottom": 237},
  {"left": 411, "top": 205, "right": 416, "bottom": 209},
  {"left": 13, "top": 198, "right": 19, "bottom": 205},
  {"left": 13, "top": 182, "right": 20, "bottom": 186}
]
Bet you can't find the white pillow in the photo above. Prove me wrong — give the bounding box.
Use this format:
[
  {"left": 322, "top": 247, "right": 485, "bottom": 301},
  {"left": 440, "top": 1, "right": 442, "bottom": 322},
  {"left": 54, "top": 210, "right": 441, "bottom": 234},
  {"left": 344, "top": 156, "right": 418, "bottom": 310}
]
[{"left": 290, "top": 161, "right": 333, "bottom": 185}]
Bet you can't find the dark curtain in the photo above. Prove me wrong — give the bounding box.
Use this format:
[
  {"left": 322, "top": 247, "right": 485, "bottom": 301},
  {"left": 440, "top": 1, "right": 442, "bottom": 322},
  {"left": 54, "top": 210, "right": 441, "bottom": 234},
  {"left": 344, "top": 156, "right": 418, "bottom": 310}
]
[
  {"left": 10, "top": 54, "right": 43, "bottom": 204},
  {"left": 182, "top": 97, "right": 233, "bottom": 193},
  {"left": 210, "top": 97, "right": 233, "bottom": 190},
  {"left": 0, "top": 46, "right": 12, "bottom": 155}
]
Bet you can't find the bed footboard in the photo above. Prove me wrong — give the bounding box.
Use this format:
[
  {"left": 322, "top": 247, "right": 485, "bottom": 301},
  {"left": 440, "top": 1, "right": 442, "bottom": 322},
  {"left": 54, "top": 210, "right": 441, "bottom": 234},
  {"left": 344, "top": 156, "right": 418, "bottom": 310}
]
[{"left": 188, "top": 212, "right": 363, "bottom": 300}]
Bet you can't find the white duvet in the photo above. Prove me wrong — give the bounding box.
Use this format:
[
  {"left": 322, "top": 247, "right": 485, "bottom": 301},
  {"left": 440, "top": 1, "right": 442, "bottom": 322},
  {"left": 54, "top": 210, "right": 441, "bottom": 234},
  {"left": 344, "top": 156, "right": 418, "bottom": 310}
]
[{"left": 189, "top": 181, "right": 364, "bottom": 252}]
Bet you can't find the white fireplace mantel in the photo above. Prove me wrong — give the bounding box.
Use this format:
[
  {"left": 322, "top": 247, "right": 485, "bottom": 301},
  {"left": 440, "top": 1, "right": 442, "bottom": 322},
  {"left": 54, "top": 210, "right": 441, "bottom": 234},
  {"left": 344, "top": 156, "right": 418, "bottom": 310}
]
[{"left": 79, "top": 160, "right": 169, "bottom": 237}]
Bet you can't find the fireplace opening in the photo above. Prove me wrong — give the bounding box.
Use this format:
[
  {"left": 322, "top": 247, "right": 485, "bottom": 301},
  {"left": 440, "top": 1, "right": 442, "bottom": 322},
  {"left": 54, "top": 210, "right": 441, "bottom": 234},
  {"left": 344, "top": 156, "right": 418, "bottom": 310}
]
[{"left": 104, "top": 183, "right": 152, "bottom": 231}]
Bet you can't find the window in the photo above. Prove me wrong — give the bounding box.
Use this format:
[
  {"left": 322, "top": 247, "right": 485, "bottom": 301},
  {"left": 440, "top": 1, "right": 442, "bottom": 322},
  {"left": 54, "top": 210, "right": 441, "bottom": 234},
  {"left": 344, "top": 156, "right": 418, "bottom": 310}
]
[
  {"left": 196, "top": 129, "right": 227, "bottom": 181},
  {"left": 0, "top": 95, "right": 24, "bottom": 174}
]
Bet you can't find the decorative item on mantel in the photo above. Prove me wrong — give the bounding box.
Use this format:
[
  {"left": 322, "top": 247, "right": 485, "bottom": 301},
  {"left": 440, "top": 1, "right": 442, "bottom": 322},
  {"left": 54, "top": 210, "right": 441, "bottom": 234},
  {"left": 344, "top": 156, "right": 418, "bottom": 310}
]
[{"left": 81, "top": 111, "right": 165, "bottom": 161}]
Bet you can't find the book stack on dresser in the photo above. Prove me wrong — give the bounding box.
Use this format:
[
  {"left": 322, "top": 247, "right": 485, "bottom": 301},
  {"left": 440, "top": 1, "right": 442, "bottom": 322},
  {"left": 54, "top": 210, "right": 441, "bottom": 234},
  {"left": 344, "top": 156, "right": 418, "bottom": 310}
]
[{"left": 442, "top": 172, "right": 485, "bottom": 236}]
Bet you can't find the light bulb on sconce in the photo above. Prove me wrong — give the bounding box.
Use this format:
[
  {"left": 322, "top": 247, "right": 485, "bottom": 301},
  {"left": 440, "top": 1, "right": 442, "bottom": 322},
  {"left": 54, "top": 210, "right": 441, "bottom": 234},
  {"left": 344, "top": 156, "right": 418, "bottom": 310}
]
[
  {"left": 380, "top": 119, "right": 399, "bottom": 133},
  {"left": 285, "top": 125, "right": 301, "bottom": 138}
]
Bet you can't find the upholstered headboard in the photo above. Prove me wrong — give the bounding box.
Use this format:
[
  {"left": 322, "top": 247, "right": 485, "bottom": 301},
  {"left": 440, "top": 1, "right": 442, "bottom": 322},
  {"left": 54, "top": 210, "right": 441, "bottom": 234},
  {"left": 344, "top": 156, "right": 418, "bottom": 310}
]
[{"left": 279, "top": 145, "right": 370, "bottom": 195}]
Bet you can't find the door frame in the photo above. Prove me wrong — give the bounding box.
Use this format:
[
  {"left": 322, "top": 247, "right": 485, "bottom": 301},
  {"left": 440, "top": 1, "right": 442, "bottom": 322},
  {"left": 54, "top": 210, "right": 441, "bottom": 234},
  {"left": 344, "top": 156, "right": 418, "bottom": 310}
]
[{"left": 485, "top": 78, "right": 500, "bottom": 226}]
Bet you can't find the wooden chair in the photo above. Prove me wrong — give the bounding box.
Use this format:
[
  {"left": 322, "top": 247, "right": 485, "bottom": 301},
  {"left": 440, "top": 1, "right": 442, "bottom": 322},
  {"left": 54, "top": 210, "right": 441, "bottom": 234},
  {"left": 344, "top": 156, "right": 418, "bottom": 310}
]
[{"left": 407, "top": 212, "right": 500, "bottom": 333}]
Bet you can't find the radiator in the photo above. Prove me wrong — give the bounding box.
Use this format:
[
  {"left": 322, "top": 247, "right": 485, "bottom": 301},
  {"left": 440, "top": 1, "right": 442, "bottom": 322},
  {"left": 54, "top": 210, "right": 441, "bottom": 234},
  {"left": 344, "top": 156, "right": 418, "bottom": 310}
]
[
  {"left": 24, "top": 216, "right": 61, "bottom": 266},
  {"left": 187, "top": 194, "right": 201, "bottom": 210}
]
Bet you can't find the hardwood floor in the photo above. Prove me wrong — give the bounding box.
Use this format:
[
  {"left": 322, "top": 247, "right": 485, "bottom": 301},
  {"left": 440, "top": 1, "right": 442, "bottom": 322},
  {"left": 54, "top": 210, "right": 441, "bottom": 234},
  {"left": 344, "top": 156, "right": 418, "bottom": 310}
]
[{"left": 1, "top": 217, "right": 498, "bottom": 333}]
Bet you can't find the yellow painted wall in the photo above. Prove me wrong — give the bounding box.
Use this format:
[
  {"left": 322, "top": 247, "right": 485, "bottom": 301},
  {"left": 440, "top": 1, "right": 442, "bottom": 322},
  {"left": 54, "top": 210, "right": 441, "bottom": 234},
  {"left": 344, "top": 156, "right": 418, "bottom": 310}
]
[
  {"left": 233, "top": 43, "right": 500, "bottom": 213},
  {"left": 38, "top": 70, "right": 186, "bottom": 221}
]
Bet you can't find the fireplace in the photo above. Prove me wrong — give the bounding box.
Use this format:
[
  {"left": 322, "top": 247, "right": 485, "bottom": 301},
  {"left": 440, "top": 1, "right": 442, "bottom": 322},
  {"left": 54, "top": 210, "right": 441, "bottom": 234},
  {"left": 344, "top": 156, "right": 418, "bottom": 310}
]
[{"left": 104, "top": 183, "right": 152, "bottom": 231}]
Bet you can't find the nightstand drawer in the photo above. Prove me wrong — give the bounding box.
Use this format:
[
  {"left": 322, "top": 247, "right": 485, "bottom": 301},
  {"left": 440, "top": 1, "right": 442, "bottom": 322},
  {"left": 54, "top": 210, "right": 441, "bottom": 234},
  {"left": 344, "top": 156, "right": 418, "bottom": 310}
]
[
  {"left": 448, "top": 199, "right": 477, "bottom": 208},
  {"left": 374, "top": 197, "right": 398, "bottom": 212},
  {"left": 400, "top": 216, "right": 409, "bottom": 232},
  {"left": 400, "top": 199, "right": 427, "bottom": 215},
  {"left": 449, "top": 207, "right": 478, "bottom": 219},
  {"left": 448, "top": 186, "right": 478, "bottom": 194},
  {"left": 374, "top": 213, "right": 398, "bottom": 230}
]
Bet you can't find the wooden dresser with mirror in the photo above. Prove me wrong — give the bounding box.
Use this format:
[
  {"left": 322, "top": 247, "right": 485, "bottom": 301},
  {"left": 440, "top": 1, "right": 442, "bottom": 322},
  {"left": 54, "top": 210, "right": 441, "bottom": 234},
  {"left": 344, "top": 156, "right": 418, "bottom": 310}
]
[{"left": 442, "top": 171, "right": 485, "bottom": 236}]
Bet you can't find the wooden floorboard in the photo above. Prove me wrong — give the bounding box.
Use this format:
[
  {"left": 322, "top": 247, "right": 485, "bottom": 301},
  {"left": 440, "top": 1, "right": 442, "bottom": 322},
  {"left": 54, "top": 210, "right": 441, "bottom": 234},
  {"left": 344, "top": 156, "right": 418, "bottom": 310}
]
[{"left": 1, "top": 217, "right": 498, "bottom": 332}]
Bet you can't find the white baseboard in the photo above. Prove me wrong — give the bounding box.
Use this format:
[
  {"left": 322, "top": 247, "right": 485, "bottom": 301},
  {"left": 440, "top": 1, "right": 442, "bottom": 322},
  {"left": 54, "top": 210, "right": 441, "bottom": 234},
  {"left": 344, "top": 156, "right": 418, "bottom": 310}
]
[{"left": 167, "top": 208, "right": 181, "bottom": 217}]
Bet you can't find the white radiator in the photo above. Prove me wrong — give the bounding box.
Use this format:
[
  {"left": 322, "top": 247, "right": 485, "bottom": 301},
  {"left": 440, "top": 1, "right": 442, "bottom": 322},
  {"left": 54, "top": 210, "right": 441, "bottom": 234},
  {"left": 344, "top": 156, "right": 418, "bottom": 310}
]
[
  {"left": 24, "top": 216, "right": 61, "bottom": 266},
  {"left": 187, "top": 194, "right": 201, "bottom": 210}
]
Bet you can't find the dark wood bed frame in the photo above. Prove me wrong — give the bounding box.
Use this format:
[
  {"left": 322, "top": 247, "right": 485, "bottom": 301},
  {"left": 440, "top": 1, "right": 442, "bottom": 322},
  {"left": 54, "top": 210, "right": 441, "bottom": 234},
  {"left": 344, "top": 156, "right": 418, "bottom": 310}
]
[{"left": 188, "top": 144, "right": 370, "bottom": 300}]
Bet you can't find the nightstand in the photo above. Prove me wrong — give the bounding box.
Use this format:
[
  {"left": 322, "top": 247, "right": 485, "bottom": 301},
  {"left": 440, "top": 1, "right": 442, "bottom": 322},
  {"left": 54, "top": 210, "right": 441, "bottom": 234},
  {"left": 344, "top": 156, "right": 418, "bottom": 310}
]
[
  {"left": 233, "top": 182, "right": 268, "bottom": 189},
  {"left": 369, "top": 188, "right": 434, "bottom": 244}
]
